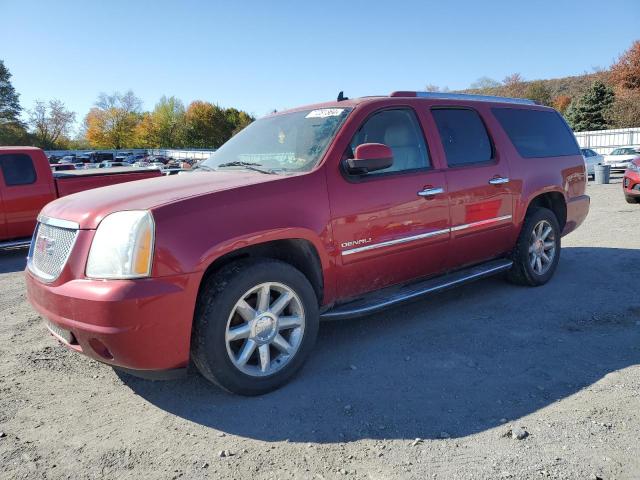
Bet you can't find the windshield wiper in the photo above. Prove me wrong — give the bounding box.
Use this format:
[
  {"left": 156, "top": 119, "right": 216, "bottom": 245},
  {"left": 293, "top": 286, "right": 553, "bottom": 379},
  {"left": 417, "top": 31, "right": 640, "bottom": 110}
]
[{"left": 217, "top": 161, "right": 276, "bottom": 175}]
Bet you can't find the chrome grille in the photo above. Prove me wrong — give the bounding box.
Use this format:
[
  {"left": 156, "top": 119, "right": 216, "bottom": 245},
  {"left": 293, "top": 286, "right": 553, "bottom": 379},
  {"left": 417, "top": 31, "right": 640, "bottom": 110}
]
[{"left": 29, "top": 221, "right": 78, "bottom": 281}]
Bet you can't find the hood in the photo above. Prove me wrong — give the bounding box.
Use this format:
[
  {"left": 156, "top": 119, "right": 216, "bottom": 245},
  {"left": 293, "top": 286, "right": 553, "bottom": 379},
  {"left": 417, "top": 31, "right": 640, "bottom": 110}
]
[
  {"left": 42, "top": 170, "right": 281, "bottom": 229},
  {"left": 605, "top": 153, "right": 640, "bottom": 162}
]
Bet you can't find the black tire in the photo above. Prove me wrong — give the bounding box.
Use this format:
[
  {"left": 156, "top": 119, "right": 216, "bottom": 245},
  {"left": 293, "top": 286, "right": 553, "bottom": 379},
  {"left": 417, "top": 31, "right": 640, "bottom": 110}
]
[
  {"left": 191, "top": 258, "right": 319, "bottom": 396},
  {"left": 507, "top": 207, "right": 561, "bottom": 287},
  {"left": 625, "top": 195, "right": 640, "bottom": 204}
]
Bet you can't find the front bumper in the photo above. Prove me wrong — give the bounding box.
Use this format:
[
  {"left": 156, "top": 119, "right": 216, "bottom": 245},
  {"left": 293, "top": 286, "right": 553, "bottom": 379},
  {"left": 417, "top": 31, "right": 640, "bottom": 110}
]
[
  {"left": 25, "top": 269, "right": 201, "bottom": 372},
  {"left": 623, "top": 170, "right": 640, "bottom": 197},
  {"left": 605, "top": 161, "right": 631, "bottom": 169}
]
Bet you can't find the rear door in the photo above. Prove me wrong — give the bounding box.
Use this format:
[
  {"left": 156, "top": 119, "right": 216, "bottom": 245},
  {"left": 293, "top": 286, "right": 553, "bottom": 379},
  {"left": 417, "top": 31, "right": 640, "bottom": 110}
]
[
  {"left": 328, "top": 107, "right": 451, "bottom": 300},
  {"left": 0, "top": 152, "right": 56, "bottom": 240},
  {"left": 429, "top": 106, "right": 515, "bottom": 269}
]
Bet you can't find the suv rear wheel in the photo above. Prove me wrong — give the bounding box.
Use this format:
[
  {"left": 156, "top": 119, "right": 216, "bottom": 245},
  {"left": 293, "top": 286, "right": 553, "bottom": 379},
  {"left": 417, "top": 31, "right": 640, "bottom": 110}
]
[
  {"left": 507, "top": 207, "right": 561, "bottom": 286},
  {"left": 191, "top": 259, "right": 319, "bottom": 395}
]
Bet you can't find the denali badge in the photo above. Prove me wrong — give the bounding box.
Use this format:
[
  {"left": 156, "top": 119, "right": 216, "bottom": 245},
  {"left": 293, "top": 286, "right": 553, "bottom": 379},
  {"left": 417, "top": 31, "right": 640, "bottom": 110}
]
[{"left": 341, "top": 238, "right": 372, "bottom": 249}]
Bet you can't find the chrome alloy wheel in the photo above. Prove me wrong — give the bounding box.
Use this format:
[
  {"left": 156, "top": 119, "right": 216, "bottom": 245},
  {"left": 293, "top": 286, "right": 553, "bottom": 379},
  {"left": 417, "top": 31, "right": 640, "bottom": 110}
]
[
  {"left": 528, "top": 220, "right": 556, "bottom": 275},
  {"left": 225, "top": 282, "right": 305, "bottom": 377}
]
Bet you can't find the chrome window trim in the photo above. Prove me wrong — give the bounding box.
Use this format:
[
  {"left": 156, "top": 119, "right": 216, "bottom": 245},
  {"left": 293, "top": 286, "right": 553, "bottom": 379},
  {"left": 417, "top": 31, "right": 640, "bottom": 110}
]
[
  {"left": 341, "top": 215, "right": 513, "bottom": 256},
  {"left": 37, "top": 215, "right": 80, "bottom": 230}
]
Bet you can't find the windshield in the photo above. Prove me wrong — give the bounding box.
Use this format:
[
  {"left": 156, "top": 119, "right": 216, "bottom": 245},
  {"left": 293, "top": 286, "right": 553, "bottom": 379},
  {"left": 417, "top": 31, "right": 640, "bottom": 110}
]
[{"left": 201, "top": 108, "right": 351, "bottom": 173}]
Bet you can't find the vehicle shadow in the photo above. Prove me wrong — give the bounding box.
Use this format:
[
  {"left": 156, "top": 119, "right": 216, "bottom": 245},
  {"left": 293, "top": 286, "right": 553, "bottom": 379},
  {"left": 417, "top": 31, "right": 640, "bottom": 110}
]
[
  {"left": 119, "top": 246, "right": 640, "bottom": 442},
  {"left": 0, "top": 249, "right": 28, "bottom": 274}
]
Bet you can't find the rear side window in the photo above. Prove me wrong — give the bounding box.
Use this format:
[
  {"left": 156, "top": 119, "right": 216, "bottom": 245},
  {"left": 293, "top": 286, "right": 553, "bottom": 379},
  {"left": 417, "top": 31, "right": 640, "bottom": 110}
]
[
  {"left": 0, "top": 154, "right": 37, "bottom": 186},
  {"left": 431, "top": 108, "right": 493, "bottom": 166},
  {"left": 492, "top": 108, "right": 580, "bottom": 158}
]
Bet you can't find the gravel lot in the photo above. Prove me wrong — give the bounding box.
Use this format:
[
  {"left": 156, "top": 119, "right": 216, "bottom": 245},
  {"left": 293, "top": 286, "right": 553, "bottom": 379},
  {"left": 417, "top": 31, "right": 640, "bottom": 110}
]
[{"left": 1, "top": 175, "right": 639, "bottom": 480}]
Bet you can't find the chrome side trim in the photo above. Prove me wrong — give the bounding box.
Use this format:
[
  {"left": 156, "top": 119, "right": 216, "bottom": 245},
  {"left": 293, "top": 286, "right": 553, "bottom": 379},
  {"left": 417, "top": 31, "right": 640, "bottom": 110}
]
[
  {"left": 37, "top": 215, "right": 80, "bottom": 230},
  {"left": 341, "top": 215, "right": 513, "bottom": 256},
  {"left": 450, "top": 215, "right": 512, "bottom": 233},
  {"left": 341, "top": 228, "right": 450, "bottom": 256}
]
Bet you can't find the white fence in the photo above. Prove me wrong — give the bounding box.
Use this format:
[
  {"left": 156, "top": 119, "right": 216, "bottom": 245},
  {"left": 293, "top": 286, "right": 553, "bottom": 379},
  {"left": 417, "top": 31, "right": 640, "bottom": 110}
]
[
  {"left": 44, "top": 148, "right": 215, "bottom": 161},
  {"left": 573, "top": 127, "right": 640, "bottom": 154}
]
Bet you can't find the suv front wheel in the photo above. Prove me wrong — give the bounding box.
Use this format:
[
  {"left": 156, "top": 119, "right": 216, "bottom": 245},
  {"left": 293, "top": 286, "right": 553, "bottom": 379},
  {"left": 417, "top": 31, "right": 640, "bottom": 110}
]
[
  {"left": 191, "top": 259, "right": 319, "bottom": 395},
  {"left": 507, "top": 207, "right": 561, "bottom": 286}
]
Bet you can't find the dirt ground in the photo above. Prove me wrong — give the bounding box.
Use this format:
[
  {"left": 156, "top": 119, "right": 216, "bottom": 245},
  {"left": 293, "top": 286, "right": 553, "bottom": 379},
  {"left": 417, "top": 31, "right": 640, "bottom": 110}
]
[{"left": 1, "top": 174, "right": 639, "bottom": 480}]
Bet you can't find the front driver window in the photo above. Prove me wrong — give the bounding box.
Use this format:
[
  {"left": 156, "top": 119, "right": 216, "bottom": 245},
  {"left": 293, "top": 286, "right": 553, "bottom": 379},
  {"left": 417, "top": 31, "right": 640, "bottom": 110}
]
[{"left": 348, "top": 109, "right": 430, "bottom": 174}]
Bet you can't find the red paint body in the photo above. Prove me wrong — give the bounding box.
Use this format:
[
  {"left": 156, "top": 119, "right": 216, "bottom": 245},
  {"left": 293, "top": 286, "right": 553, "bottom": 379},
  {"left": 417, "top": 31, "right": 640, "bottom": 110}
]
[
  {"left": 25, "top": 96, "right": 590, "bottom": 373},
  {"left": 0, "top": 147, "right": 162, "bottom": 242},
  {"left": 623, "top": 158, "right": 640, "bottom": 200}
]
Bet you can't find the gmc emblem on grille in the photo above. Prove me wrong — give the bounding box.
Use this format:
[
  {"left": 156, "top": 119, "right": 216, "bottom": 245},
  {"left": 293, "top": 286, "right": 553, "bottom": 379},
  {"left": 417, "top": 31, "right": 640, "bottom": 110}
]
[{"left": 36, "top": 235, "right": 56, "bottom": 256}]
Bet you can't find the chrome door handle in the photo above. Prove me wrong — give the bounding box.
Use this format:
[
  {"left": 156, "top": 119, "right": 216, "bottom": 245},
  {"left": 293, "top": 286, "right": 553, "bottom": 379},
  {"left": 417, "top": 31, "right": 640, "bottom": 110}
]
[
  {"left": 489, "top": 177, "right": 510, "bottom": 185},
  {"left": 418, "top": 187, "right": 444, "bottom": 197}
]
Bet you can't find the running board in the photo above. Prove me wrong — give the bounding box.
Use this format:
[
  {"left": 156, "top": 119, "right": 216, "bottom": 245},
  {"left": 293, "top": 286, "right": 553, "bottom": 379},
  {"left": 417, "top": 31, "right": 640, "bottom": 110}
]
[
  {"left": 0, "top": 238, "right": 31, "bottom": 251},
  {"left": 320, "top": 258, "right": 513, "bottom": 320}
]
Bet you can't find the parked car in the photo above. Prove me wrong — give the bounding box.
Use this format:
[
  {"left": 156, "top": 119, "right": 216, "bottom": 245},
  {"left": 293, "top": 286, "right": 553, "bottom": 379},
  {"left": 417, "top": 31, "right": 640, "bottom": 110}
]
[
  {"left": 0, "top": 147, "right": 162, "bottom": 248},
  {"left": 50, "top": 163, "right": 76, "bottom": 172},
  {"left": 98, "top": 161, "right": 130, "bottom": 168},
  {"left": 580, "top": 148, "right": 604, "bottom": 179},
  {"left": 59, "top": 155, "right": 76, "bottom": 164},
  {"left": 603, "top": 147, "right": 640, "bottom": 171},
  {"left": 25, "top": 92, "right": 589, "bottom": 395},
  {"left": 132, "top": 161, "right": 150, "bottom": 168},
  {"left": 623, "top": 158, "right": 640, "bottom": 204}
]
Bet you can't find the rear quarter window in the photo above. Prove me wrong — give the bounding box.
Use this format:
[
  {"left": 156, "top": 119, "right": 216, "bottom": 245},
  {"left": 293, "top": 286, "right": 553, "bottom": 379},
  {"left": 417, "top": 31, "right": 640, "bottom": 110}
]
[
  {"left": 0, "top": 153, "right": 37, "bottom": 186},
  {"left": 492, "top": 108, "right": 580, "bottom": 158}
]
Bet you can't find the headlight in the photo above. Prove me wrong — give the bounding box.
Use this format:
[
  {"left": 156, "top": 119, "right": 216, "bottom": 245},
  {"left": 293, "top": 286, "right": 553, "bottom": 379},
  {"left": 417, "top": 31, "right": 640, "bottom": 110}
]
[{"left": 86, "top": 210, "right": 155, "bottom": 279}]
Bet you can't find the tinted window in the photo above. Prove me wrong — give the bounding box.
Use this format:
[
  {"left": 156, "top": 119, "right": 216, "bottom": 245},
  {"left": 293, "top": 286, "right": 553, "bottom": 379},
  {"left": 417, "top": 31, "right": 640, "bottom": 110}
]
[
  {"left": 492, "top": 108, "right": 580, "bottom": 158},
  {"left": 0, "top": 154, "right": 37, "bottom": 186},
  {"left": 431, "top": 108, "right": 492, "bottom": 166},
  {"left": 349, "top": 109, "right": 429, "bottom": 173}
]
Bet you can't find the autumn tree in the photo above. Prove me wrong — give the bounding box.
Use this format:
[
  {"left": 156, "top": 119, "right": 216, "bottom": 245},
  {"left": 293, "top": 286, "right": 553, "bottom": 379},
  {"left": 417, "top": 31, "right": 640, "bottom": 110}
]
[
  {"left": 469, "top": 76, "right": 501, "bottom": 92},
  {"left": 610, "top": 40, "right": 640, "bottom": 91},
  {"left": 565, "top": 81, "right": 615, "bottom": 131},
  {"left": 502, "top": 73, "right": 526, "bottom": 97},
  {"left": 525, "top": 81, "right": 552, "bottom": 106},
  {"left": 552, "top": 95, "right": 572, "bottom": 114},
  {"left": 183, "top": 101, "right": 229, "bottom": 148},
  {"left": 0, "top": 60, "right": 28, "bottom": 145},
  {"left": 225, "top": 108, "right": 253, "bottom": 136},
  {"left": 149, "top": 96, "right": 186, "bottom": 148},
  {"left": 84, "top": 90, "right": 142, "bottom": 148},
  {"left": 28, "top": 99, "right": 76, "bottom": 149}
]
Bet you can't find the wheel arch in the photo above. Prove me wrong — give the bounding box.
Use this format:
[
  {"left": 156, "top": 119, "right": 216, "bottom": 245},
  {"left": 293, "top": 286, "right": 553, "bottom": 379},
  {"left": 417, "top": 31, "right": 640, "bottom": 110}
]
[
  {"left": 522, "top": 190, "right": 567, "bottom": 232},
  {"left": 197, "top": 237, "right": 327, "bottom": 307}
]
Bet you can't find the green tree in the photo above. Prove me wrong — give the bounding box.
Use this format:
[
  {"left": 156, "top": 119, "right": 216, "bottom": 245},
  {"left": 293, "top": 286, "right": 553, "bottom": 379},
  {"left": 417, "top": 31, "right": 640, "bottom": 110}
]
[
  {"left": 150, "top": 96, "right": 186, "bottom": 147},
  {"left": 566, "top": 81, "right": 615, "bottom": 131},
  {"left": 525, "top": 81, "right": 552, "bottom": 106},
  {"left": 0, "top": 59, "right": 28, "bottom": 145}
]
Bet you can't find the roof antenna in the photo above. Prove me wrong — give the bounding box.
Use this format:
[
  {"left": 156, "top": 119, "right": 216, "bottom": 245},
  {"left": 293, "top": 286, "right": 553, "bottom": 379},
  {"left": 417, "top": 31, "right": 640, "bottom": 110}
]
[{"left": 337, "top": 91, "right": 348, "bottom": 102}]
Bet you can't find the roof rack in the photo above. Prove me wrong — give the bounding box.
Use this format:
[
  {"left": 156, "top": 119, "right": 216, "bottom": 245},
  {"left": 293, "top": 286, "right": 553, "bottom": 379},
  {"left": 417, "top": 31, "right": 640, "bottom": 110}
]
[{"left": 389, "top": 91, "right": 536, "bottom": 105}]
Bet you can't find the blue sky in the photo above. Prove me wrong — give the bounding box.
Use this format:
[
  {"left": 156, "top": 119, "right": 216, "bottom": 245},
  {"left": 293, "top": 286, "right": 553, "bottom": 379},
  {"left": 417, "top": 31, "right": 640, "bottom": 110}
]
[{"left": 2, "top": 0, "right": 638, "bottom": 131}]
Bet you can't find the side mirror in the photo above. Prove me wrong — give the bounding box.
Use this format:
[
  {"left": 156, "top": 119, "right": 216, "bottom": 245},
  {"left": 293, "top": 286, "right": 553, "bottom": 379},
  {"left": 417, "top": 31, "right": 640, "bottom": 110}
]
[{"left": 346, "top": 143, "right": 393, "bottom": 174}]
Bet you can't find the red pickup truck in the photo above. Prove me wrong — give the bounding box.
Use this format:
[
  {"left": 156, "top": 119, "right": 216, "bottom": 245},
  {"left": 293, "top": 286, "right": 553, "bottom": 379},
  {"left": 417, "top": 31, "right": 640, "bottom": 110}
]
[
  {"left": 0, "top": 147, "right": 162, "bottom": 248},
  {"left": 25, "top": 92, "right": 589, "bottom": 395}
]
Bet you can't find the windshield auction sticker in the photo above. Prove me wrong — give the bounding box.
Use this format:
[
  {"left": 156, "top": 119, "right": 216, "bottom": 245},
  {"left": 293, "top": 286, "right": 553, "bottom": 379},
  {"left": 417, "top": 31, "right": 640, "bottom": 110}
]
[{"left": 305, "top": 108, "right": 345, "bottom": 118}]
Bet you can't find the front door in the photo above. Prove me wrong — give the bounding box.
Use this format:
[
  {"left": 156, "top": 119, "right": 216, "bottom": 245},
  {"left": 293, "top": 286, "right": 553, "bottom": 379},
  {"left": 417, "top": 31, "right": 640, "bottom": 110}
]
[
  {"left": 429, "top": 107, "right": 514, "bottom": 268},
  {"left": 328, "top": 107, "right": 451, "bottom": 300}
]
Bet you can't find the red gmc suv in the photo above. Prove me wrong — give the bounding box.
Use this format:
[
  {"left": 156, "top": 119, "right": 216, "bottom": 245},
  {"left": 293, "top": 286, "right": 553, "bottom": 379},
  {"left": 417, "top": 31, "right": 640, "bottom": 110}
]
[{"left": 25, "top": 92, "right": 590, "bottom": 395}]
